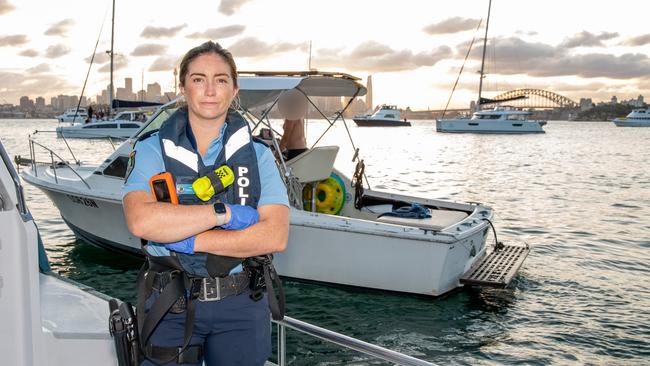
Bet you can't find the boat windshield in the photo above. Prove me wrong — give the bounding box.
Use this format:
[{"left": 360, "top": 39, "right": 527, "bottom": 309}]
[{"left": 134, "top": 106, "right": 179, "bottom": 139}]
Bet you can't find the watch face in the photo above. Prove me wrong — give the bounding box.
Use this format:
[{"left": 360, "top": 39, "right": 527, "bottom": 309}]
[{"left": 214, "top": 202, "right": 227, "bottom": 215}]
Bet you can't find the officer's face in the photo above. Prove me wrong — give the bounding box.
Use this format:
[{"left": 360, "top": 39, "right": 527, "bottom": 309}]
[{"left": 181, "top": 53, "right": 238, "bottom": 124}]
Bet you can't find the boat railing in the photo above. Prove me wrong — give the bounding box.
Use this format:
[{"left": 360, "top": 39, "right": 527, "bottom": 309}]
[
  {"left": 274, "top": 316, "right": 436, "bottom": 366},
  {"left": 25, "top": 137, "right": 91, "bottom": 189}
]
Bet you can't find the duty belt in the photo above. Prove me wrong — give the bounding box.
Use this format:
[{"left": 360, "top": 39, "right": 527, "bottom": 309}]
[{"left": 152, "top": 271, "right": 250, "bottom": 301}]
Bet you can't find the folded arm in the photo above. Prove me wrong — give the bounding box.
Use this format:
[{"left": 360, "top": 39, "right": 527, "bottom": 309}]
[
  {"left": 194, "top": 204, "right": 289, "bottom": 257},
  {"left": 123, "top": 190, "right": 226, "bottom": 242}
]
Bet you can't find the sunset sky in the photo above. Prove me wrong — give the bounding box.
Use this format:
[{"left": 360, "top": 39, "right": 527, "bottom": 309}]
[{"left": 1, "top": 0, "right": 649, "bottom": 109}]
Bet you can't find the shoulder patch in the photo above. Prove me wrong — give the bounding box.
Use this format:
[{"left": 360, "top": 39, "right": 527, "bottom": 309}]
[{"left": 125, "top": 150, "right": 136, "bottom": 181}]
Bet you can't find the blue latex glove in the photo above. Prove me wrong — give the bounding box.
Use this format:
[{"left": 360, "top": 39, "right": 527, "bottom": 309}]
[
  {"left": 164, "top": 236, "right": 196, "bottom": 254},
  {"left": 221, "top": 204, "right": 259, "bottom": 230}
]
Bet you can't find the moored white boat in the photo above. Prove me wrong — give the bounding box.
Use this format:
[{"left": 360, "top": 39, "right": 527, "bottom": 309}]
[
  {"left": 55, "top": 110, "right": 149, "bottom": 139},
  {"left": 612, "top": 108, "right": 650, "bottom": 127},
  {"left": 436, "top": 0, "right": 546, "bottom": 135},
  {"left": 56, "top": 107, "right": 89, "bottom": 123},
  {"left": 21, "top": 71, "right": 528, "bottom": 297},
  {"left": 436, "top": 106, "right": 546, "bottom": 134},
  {"left": 353, "top": 105, "right": 411, "bottom": 127}
]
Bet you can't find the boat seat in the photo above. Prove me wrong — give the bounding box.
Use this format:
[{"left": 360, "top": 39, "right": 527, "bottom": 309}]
[
  {"left": 285, "top": 146, "right": 339, "bottom": 183},
  {"left": 376, "top": 209, "right": 468, "bottom": 231}
]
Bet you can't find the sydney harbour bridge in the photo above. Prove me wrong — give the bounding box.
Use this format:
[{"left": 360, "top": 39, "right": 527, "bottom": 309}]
[
  {"left": 483, "top": 88, "right": 578, "bottom": 109},
  {"left": 404, "top": 88, "right": 579, "bottom": 119}
]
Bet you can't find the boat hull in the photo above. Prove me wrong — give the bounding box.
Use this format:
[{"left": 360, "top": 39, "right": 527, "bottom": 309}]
[
  {"left": 277, "top": 215, "right": 488, "bottom": 296},
  {"left": 353, "top": 118, "right": 411, "bottom": 127},
  {"left": 613, "top": 119, "right": 650, "bottom": 127},
  {"left": 436, "top": 119, "right": 545, "bottom": 134}
]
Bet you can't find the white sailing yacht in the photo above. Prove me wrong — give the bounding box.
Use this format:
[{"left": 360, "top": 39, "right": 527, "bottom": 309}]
[{"left": 436, "top": 0, "right": 546, "bottom": 134}]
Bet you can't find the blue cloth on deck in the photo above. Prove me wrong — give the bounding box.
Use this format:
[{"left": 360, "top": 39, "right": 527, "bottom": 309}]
[{"left": 378, "top": 203, "right": 431, "bottom": 219}]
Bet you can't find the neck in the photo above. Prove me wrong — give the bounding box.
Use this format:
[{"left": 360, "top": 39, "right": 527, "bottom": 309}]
[{"left": 188, "top": 112, "right": 226, "bottom": 156}]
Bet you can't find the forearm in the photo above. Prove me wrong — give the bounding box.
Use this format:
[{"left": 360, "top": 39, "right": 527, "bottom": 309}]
[
  {"left": 194, "top": 205, "right": 289, "bottom": 257},
  {"left": 123, "top": 191, "right": 222, "bottom": 242}
]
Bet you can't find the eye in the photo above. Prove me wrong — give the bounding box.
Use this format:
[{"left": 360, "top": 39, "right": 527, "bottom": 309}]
[
  {"left": 192, "top": 77, "right": 204, "bottom": 83},
  {"left": 217, "top": 78, "right": 229, "bottom": 84}
]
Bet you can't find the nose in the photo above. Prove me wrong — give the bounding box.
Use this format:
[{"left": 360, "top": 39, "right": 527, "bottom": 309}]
[{"left": 205, "top": 80, "right": 216, "bottom": 96}]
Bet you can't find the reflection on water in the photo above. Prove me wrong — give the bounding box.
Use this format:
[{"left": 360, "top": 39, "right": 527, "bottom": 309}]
[{"left": 2, "top": 119, "right": 650, "bottom": 365}]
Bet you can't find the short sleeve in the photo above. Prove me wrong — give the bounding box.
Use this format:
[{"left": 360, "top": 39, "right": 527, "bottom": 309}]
[
  {"left": 121, "top": 135, "right": 165, "bottom": 198},
  {"left": 254, "top": 142, "right": 289, "bottom": 207}
]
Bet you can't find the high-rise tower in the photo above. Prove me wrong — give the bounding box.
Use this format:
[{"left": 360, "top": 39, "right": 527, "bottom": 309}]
[{"left": 365, "top": 75, "right": 373, "bottom": 112}]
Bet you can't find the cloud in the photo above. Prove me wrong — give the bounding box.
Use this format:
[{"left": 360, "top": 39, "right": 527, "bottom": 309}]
[
  {"left": 314, "top": 41, "right": 453, "bottom": 73},
  {"left": 98, "top": 54, "right": 128, "bottom": 73},
  {"left": 85, "top": 51, "right": 111, "bottom": 64},
  {"left": 26, "top": 63, "right": 51, "bottom": 74},
  {"left": 460, "top": 36, "right": 650, "bottom": 80},
  {"left": 218, "top": 0, "right": 252, "bottom": 15},
  {"left": 0, "top": 34, "right": 29, "bottom": 47},
  {"left": 0, "top": 71, "right": 74, "bottom": 103},
  {"left": 19, "top": 49, "right": 38, "bottom": 57},
  {"left": 186, "top": 25, "right": 246, "bottom": 40},
  {"left": 0, "top": 0, "right": 15, "bottom": 15},
  {"left": 623, "top": 34, "right": 650, "bottom": 46},
  {"left": 149, "top": 55, "right": 179, "bottom": 72},
  {"left": 140, "top": 24, "right": 187, "bottom": 39},
  {"left": 45, "top": 44, "right": 70, "bottom": 58},
  {"left": 226, "top": 37, "right": 308, "bottom": 58},
  {"left": 515, "top": 30, "right": 538, "bottom": 36},
  {"left": 423, "top": 17, "right": 481, "bottom": 35},
  {"left": 131, "top": 43, "right": 168, "bottom": 57},
  {"left": 559, "top": 31, "right": 619, "bottom": 48},
  {"left": 44, "top": 19, "right": 75, "bottom": 36}
]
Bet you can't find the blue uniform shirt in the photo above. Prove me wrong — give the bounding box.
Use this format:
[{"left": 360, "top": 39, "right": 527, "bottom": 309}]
[{"left": 122, "top": 123, "right": 289, "bottom": 267}]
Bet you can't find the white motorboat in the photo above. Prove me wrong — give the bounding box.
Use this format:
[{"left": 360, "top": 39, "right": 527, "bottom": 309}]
[
  {"left": 436, "top": 0, "right": 546, "bottom": 134},
  {"left": 353, "top": 105, "right": 411, "bottom": 127},
  {"left": 56, "top": 107, "right": 89, "bottom": 123},
  {"left": 0, "top": 138, "right": 438, "bottom": 366},
  {"left": 1, "top": 139, "right": 118, "bottom": 365},
  {"left": 20, "top": 71, "right": 529, "bottom": 297},
  {"left": 612, "top": 108, "right": 650, "bottom": 127},
  {"left": 436, "top": 106, "right": 546, "bottom": 134},
  {"left": 55, "top": 110, "right": 149, "bottom": 139}
]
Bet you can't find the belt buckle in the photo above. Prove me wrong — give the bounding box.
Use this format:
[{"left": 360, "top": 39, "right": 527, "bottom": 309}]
[{"left": 199, "top": 277, "right": 222, "bottom": 302}]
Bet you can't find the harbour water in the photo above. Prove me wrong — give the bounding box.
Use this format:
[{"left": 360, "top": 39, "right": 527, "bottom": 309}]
[{"left": 2, "top": 119, "right": 650, "bottom": 365}]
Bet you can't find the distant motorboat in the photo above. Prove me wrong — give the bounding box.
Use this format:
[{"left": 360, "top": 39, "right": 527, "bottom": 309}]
[
  {"left": 612, "top": 108, "right": 650, "bottom": 127},
  {"left": 436, "top": 106, "right": 546, "bottom": 134},
  {"left": 56, "top": 110, "right": 150, "bottom": 139},
  {"left": 353, "top": 105, "right": 411, "bottom": 127},
  {"left": 56, "top": 108, "right": 89, "bottom": 123}
]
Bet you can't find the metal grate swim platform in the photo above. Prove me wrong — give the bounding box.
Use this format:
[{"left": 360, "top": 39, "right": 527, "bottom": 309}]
[{"left": 460, "top": 242, "right": 530, "bottom": 288}]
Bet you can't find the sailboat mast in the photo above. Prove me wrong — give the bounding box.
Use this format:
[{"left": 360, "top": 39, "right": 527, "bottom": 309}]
[
  {"left": 477, "top": 0, "right": 492, "bottom": 110},
  {"left": 109, "top": 0, "right": 115, "bottom": 113}
]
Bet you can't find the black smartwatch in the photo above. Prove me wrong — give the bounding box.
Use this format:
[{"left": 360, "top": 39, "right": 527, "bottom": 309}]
[{"left": 213, "top": 202, "right": 227, "bottom": 226}]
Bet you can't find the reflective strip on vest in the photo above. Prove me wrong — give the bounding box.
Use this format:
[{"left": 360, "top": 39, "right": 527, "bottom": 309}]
[
  {"left": 225, "top": 127, "right": 250, "bottom": 161},
  {"left": 162, "top": 138, "right": 198, "bottom": 173}
]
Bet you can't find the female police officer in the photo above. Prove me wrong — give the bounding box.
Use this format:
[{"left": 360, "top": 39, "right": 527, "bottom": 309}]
[{"left": 122, "top": 41, "right": 289, "bottom": 365}]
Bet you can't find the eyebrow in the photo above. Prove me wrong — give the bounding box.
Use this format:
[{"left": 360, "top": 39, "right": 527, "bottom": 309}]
[{"left": 189, "top": 72, "right": 231, "bottom": 78}]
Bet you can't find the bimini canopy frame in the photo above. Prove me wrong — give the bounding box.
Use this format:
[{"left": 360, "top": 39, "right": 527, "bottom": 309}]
[{"left": 237, "top": 71, "right": 369, "bottom": 197}]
